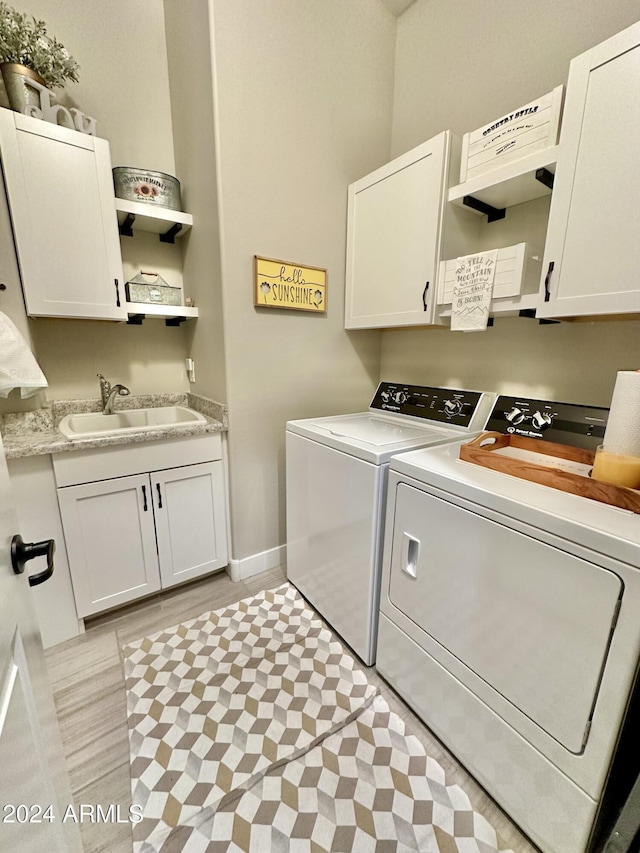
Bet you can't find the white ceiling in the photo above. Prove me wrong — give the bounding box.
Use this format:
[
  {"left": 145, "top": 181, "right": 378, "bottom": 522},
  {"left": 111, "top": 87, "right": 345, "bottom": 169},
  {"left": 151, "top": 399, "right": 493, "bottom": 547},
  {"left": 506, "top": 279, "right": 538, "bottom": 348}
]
[{"left": 381, "top": 0, "right": 417, "bottom": 16}]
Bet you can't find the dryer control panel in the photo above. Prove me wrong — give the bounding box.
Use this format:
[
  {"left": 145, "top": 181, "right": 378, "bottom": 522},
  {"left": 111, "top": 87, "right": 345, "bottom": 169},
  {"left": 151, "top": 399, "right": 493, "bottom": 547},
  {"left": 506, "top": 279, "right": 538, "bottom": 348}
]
[
  {"left": 485, "top": 395, "right": 608, "bottom": 449},
  {"left": 370, "top": 382, "right": 484, "bottom": 428}
]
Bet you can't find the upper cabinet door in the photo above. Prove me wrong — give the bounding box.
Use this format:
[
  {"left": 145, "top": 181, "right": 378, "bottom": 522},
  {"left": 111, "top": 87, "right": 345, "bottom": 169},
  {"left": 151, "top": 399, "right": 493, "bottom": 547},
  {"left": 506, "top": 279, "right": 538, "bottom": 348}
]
[
  {"left": 0, "top": 112, "right": 126, "bottom": 320},
  {"left": 345, "top": 132, "right": 450, "bottom": 329},
  {"left": 539, "top": 23, "right": 640, "bottom": 319}
]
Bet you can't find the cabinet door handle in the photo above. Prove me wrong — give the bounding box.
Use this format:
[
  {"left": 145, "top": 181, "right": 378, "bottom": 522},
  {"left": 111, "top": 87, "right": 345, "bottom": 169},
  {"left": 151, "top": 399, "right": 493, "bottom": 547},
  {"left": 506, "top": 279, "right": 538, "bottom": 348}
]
[
  {"left": 156, "top": 483, "right": 163, "bottom": 509},
  {"left": 141, "top": 484, "right": 148, "bottom": 511},
  {"left": 114, "top": 278, "right": 121, "bottom": 307},
  {"left": 422, "top": 281, "right": 429, "bottom": 311},
  {"left": 544, "top": 261, "right": 554, "bottom": 303}
]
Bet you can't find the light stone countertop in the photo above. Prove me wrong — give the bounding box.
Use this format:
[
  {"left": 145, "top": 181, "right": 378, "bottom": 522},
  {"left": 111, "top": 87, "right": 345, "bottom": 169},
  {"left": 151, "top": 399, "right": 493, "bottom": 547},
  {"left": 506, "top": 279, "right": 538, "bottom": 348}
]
[{"left": 0, "top": 393, "right": 228, "bottom": 460}]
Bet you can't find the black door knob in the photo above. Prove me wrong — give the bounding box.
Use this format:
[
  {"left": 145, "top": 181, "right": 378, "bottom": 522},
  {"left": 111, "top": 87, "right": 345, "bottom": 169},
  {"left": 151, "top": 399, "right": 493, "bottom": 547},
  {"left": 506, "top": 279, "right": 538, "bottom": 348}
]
[{"left": 11, "top": 534, "right": 55, "bottom": 587}]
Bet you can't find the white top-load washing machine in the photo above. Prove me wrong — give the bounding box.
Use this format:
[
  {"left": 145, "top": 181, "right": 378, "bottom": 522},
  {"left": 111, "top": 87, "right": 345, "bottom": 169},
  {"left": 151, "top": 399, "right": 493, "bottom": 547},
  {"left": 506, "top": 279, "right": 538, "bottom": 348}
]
[
  {"left": 377, "top": 394, "right": 640, "bottom": 853},
  {"left": 286, "top": 382, "right": 495, "bottom": 665}
]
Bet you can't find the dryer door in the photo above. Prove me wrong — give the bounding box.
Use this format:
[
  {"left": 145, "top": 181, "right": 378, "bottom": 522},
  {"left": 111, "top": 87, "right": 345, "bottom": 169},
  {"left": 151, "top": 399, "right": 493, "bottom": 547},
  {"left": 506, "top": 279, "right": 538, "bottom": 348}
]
[{"left": 387, "top": 483, "right": 622, "bottom": 753}]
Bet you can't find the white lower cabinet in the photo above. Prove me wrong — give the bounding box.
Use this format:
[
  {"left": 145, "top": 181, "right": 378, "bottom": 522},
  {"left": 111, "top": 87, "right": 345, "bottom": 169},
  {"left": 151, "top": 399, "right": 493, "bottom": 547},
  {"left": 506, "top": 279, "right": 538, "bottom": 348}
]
[
  {"left": 54, "top": 436, "right": 229, "bottom": 618},
  {"left": 57, "top": 473, "right": 161, "bottom": 617},
  {"left": 153, "top": 462, "right": 227, "bottom": 589}
]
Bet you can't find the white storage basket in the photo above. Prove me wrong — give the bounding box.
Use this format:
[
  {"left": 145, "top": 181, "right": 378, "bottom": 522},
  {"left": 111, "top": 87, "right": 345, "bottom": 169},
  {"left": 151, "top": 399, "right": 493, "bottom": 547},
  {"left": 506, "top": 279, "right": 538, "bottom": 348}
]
[{"left": 460, "top": 87, "right": 564, "bottom": 183}]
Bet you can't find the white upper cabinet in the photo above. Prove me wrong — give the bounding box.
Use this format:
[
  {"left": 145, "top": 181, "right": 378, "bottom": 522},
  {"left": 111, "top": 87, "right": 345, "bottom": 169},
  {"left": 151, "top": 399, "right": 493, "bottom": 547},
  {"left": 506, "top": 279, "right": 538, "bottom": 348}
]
[
  {"left": 345, "top": 132, "right": 451, "bottom": 329},
  {"left": 539, "top": 22, "right": 640, "bottom": 319},
  {"left": 0, "top": 112, "right": 126, "bottom": 320}
]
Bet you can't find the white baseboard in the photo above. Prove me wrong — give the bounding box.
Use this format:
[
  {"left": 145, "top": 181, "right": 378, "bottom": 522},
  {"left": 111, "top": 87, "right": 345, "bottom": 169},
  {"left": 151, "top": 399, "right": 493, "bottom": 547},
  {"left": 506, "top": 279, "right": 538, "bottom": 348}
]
[{"left": 226, "top": 544, "right": 286, "bottom": 583}]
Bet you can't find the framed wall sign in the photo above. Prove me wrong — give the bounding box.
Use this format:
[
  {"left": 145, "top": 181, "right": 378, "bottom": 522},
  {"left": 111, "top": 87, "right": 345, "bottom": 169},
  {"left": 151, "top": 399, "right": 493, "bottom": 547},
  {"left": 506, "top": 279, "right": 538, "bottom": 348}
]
[{"left": 254, "top": 256, "right": 327, "bottom": 313}]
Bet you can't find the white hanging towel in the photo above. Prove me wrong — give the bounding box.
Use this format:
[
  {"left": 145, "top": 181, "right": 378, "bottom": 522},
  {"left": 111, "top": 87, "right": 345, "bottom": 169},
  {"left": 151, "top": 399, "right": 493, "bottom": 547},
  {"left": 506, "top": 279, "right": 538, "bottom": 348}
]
[
  {"left": 0, "top": 311, "right": 48, "bottom": 398},
  {"left": 451, "top": 250, "right": 498, "bottom": 332}
]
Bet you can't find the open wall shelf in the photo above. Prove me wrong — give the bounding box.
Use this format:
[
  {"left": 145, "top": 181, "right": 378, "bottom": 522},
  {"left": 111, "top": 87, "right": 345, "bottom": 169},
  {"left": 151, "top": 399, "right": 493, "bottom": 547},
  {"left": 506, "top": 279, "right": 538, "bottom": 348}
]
[
  {"left": 115, "top": 198, "right": 193, "bottom": 243},
  {"left": 126, "top": 302, "right": 199, "bottom": 326},
  {"left": 448, "top": 146, "right": 560, "bottom": 217}
]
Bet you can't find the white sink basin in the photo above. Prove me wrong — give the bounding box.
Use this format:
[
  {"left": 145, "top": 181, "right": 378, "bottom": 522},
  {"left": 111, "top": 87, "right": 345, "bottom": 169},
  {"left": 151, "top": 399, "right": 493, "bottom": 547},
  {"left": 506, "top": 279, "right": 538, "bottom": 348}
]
[{"left": 59, "top": 406, "right": 208, "bottom": 439}]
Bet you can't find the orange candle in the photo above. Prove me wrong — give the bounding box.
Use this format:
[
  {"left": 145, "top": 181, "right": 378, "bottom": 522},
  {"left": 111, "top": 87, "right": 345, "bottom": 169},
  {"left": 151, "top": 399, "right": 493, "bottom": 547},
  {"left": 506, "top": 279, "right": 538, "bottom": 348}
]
[{"left": 592, "top": 446, "right": 640, "bottom": 489}]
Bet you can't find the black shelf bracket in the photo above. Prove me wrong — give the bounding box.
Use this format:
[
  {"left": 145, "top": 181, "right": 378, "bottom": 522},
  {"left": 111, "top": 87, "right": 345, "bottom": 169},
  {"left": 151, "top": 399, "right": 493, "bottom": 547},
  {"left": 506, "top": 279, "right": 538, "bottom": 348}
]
[
  {"left": 159, "top": 223, "right": 183, "bottom": 244},
  {"left": 119, "top": 212, "right": 136, "bottom": 237},
  {"left": 535, "top": 167, "right": 555, "bottom": 190},
  {"left": 518, "top": 309, "right": 560, "bottom": 324},
  {"left": 165, "top": 316, "right": 186, "bottom": 326},
  {"left": 126, "top": 313, "right": 145, "bottom": 325},
  {"left": 462, "top": 195, "right": 506, "bottom": 222},
  {"left": 518, "top": 308, "right": 560, "bottom": 326}
]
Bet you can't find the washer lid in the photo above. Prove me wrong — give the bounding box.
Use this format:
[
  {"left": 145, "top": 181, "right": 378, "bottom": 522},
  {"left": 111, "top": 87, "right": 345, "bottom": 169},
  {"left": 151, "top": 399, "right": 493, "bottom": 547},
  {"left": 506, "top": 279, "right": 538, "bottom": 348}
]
[
  {"left": 315, "top": 414, "right": 444, "bottom": 446},
  {"left": 286, "top": 412, "right": 478, "bottom": 464}
]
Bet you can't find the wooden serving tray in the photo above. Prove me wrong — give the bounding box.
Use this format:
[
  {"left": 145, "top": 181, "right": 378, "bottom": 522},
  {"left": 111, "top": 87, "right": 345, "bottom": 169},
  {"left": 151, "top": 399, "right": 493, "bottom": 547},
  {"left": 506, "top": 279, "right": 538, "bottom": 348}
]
[{"left": 460, "top": 431, "right": 640, "bottom": 514}]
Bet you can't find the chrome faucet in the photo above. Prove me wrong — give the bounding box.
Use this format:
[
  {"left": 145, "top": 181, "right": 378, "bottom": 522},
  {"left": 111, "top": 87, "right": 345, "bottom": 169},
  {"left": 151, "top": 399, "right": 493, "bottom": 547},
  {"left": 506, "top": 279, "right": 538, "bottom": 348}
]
[{"left": 97, "top": 373, "right": 130, "bottom": 415}]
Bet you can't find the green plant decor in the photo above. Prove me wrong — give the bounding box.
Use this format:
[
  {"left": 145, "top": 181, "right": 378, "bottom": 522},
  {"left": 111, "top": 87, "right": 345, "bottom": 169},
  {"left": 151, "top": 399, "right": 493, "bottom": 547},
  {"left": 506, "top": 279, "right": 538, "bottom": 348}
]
[{"left": 0, "top": 2, "right": 79, "bottom": 88}]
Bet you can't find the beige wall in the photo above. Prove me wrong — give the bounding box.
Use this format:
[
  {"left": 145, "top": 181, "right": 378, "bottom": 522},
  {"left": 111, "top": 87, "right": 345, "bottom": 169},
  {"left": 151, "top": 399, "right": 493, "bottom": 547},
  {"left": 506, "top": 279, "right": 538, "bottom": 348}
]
[
  {"left": 163, "top": 0, "right": 227, "bottom": 404},
  {"left": 17, "top": 0, "right": 175, "bottom": 171},
  {"left": 1, "top": 0, "right": 190, "bottom": 411},
  {"left": 391, "top": 0, "right": 640, "bottom": 154},
  {"left": 382, "top": 0, "right": 640, "bottom": 408},
  {"left": 211, "top": 0, "right": 396, "bottom": 560},
  {"left": 27, "top": 317, "right": 190, "bottom": 400}
]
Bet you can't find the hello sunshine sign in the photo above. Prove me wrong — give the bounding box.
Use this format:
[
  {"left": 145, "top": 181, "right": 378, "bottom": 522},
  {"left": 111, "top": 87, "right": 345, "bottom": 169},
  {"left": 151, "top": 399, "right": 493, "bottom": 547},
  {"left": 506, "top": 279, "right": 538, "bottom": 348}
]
[{"left": 254, "top": 256, "right": 327, "bottom": 313}]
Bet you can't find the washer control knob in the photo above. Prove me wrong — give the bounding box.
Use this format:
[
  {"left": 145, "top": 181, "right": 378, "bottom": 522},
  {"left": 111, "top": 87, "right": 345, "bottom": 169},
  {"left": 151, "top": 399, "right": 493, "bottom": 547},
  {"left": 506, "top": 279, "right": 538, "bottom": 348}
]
[
  {"left": 444, "top": 399, "right": 463, "bottom": 417},
  {"left": 531, "top": 410, "right": 553, "bottom": 430},
  {"left": 393, "top": 390, "right": 408, "bottom": 405},
  {"left": 505, "top": 407, "right": 526, "bottom": 425},
  {"left": 380, "top": 389, "right": 391, "bottom": 403}
]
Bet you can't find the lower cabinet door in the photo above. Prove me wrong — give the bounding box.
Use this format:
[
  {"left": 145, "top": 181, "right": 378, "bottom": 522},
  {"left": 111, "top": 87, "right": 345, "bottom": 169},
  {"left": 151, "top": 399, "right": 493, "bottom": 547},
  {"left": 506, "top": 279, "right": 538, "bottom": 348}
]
[
  {"left": 152, "top": 461, "right": 228, "bottom": 588},
  {"left": 57, "top": 473, "right": 161, "bottom": 617}
]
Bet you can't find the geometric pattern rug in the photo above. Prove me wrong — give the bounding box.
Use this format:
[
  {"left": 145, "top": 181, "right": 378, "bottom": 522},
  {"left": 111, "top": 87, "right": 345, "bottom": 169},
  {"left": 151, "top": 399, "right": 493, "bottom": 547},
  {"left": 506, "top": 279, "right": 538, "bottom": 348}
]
[{"left": 123, "top": 584, "right": 514, "bottom": 853}]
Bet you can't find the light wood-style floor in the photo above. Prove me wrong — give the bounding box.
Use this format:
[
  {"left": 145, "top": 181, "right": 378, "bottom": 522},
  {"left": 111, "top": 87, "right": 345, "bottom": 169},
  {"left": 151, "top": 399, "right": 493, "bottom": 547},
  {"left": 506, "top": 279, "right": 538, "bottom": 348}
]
[{"left": 44, "top": 567, "right": 540, "bottom": 853}]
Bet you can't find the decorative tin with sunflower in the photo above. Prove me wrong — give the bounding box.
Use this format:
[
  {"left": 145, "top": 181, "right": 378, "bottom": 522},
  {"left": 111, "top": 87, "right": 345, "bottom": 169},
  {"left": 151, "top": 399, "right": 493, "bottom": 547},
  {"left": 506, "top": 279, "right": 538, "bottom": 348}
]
[{"left": 112, "top": 167, "right": 182, "bottom": 211}]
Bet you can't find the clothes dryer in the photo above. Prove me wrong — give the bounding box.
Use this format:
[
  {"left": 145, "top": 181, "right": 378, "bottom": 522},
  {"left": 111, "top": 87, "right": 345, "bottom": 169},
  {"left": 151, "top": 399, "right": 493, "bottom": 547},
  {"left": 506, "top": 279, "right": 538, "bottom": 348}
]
[
  {"left": 377, "top": 395, "right": 640, "bottom": 853},
  {"left": 286, "top": 382, "right": 495, "bottom": 665}
]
